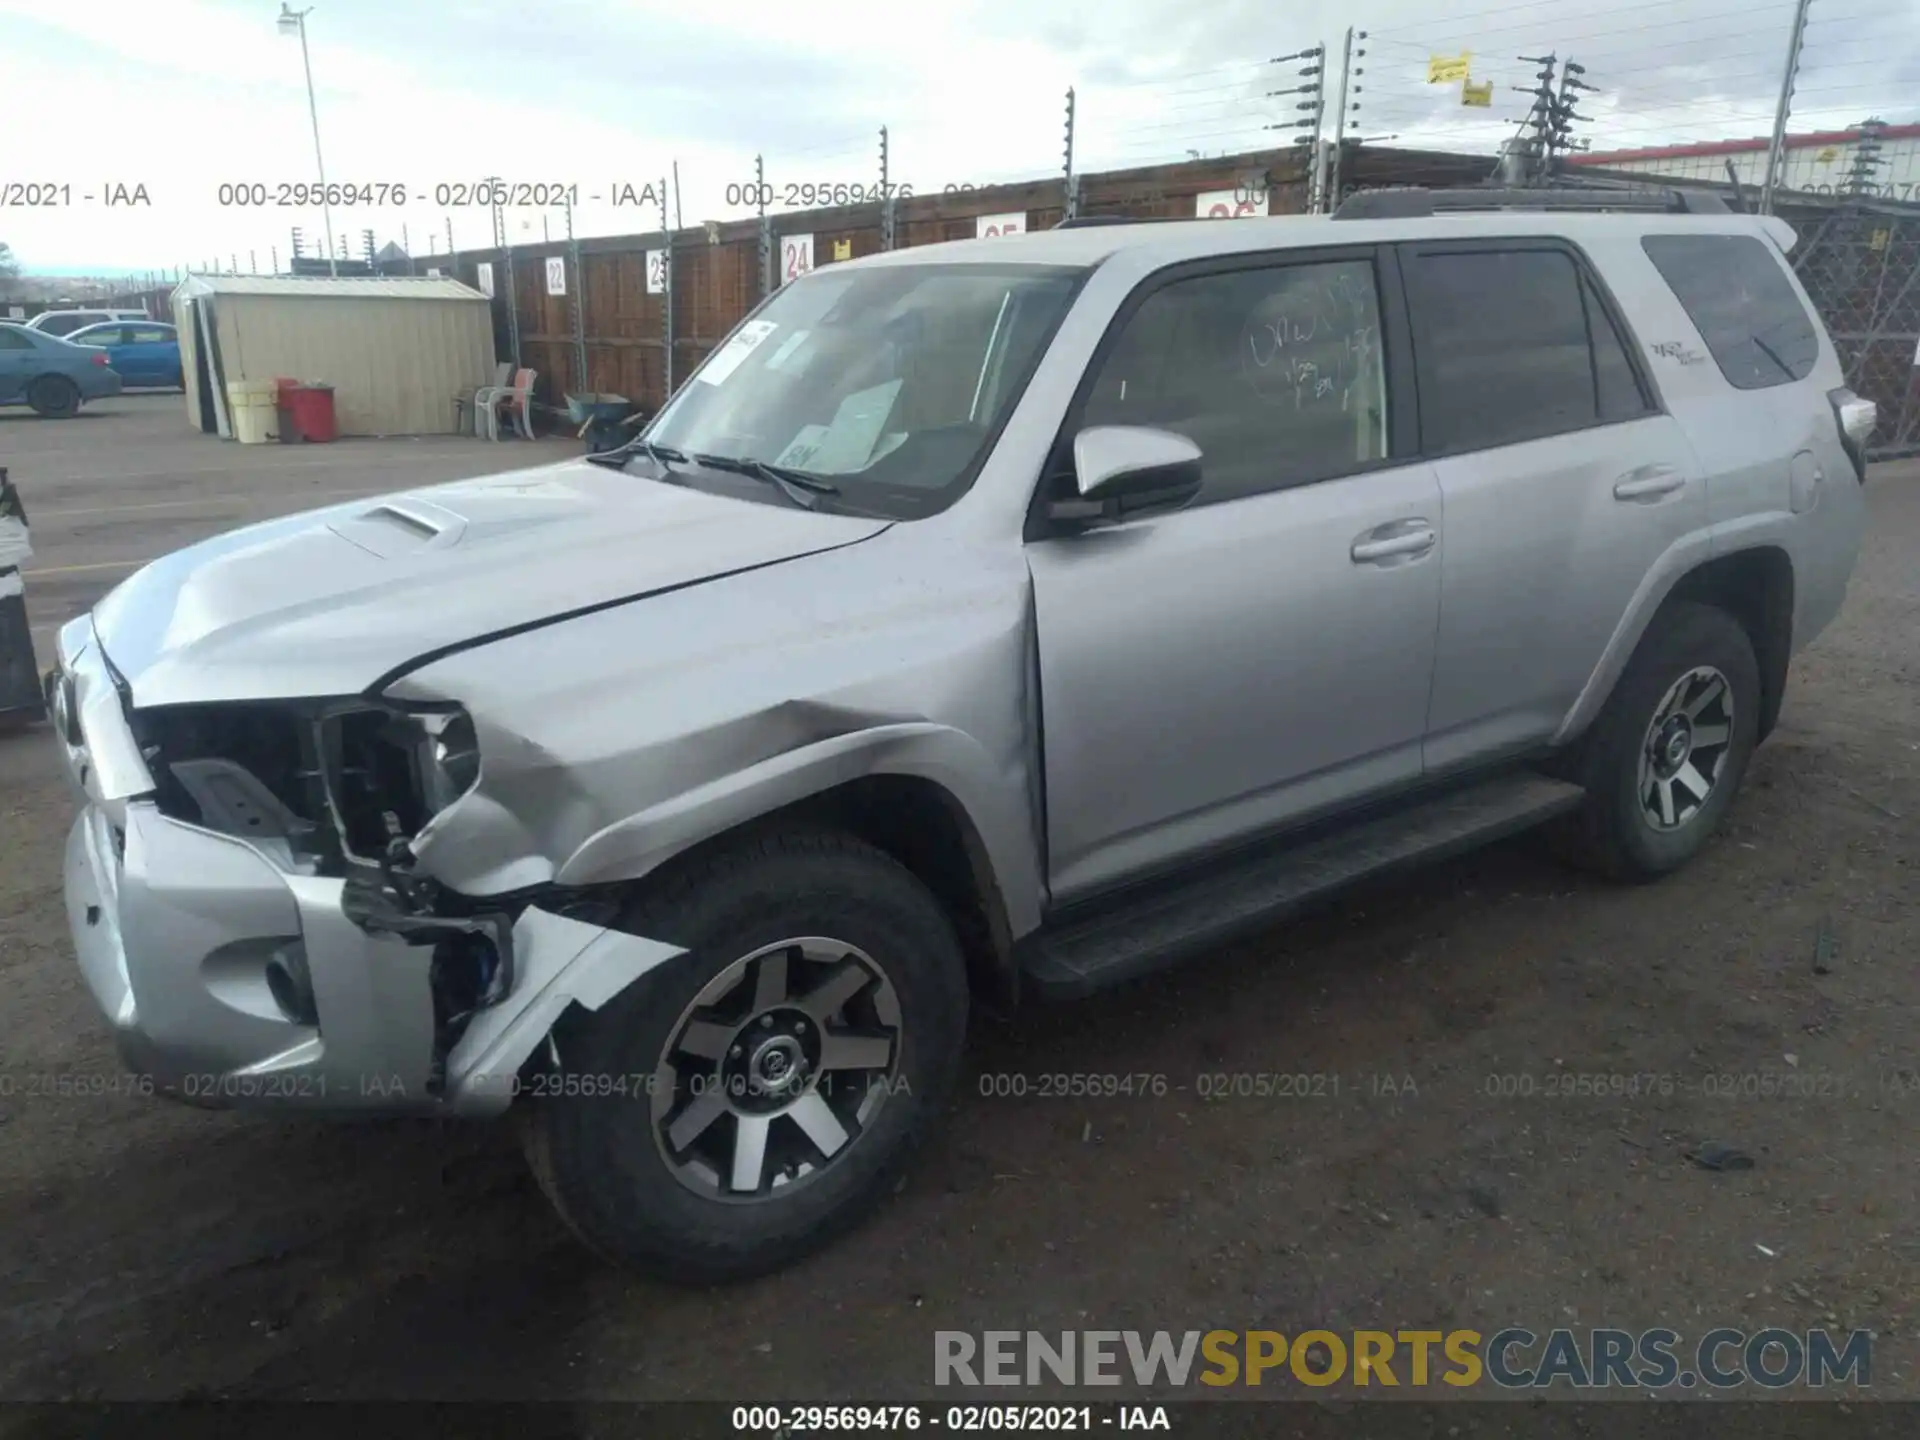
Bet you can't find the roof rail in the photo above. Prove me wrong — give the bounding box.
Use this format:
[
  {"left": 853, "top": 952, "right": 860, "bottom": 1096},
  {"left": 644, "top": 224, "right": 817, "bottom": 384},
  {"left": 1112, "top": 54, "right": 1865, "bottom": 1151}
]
[{"left": 1333, "top": 186, "right": 1730, "bottom": 220}]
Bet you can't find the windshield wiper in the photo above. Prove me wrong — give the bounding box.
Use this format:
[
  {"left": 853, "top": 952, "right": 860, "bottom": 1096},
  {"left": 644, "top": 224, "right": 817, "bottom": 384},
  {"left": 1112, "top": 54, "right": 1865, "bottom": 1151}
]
[
  {"left": 689, "top": 452, "right": 841, "bottom": 510},
  {"left": 584, "top": 435, "right": 689, "bottom": 473}
]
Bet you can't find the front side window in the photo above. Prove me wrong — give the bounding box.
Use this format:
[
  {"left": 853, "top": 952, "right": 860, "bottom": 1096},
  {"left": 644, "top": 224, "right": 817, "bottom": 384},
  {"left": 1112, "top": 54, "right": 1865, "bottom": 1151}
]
[
  {"left": 128, "top": 326, "right": 173, "bottom": 343},
  {"left": 648, "top": 263, "right": 1083, "bottom": 519},
  {"left": 1641, "top": 233, "right": 1820, "bottom": 390},
  {"left": 1078, "top": 257, "right": 1390, "bottom": 506}
]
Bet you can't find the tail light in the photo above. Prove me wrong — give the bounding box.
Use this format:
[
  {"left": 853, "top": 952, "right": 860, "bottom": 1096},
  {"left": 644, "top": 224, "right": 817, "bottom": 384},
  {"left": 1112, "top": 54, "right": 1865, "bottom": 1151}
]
[
  {"left": 89, "top": 352, "right": 110, "bottom": 367},
  {"left": 1828, "top": 387, "right": 1875, "bottom": 483}
]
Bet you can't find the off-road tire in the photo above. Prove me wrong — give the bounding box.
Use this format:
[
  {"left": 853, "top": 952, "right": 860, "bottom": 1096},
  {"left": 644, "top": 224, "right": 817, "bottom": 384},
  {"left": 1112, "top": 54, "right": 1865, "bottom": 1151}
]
[
  {"left": 524, "top": 828, "right": 970, "bottom": 1282},
  {"left": 1552, "top": 600, "right": 1761, "bottom": 882}
]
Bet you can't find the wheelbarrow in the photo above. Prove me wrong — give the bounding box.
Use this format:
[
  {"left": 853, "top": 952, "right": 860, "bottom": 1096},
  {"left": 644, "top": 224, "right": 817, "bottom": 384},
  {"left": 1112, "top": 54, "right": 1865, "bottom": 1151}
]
[{"left": 566, "top": 393, "right": 647, "bottom": 454}]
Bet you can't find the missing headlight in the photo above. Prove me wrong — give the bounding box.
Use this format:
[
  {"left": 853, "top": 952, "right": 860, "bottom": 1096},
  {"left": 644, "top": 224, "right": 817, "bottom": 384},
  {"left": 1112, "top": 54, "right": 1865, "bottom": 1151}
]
[{"left": 321, "top": 702, "right": 483, "bottom": 862}]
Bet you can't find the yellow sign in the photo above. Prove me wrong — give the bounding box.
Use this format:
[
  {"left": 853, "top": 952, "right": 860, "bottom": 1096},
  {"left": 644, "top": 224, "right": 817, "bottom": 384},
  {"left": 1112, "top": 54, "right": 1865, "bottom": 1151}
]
[
  {"left": 1461, "top": 79, "right": 1494, "bottom": 107},
  {"left": 1428, "top": 52, "right": 1471, "bottom": 83},
  {"left": 832, "top": 238, "right": 852, "bottom": 262},
  {"left": 1815, "top": 146, "right": 1840, "bottom": 165}
]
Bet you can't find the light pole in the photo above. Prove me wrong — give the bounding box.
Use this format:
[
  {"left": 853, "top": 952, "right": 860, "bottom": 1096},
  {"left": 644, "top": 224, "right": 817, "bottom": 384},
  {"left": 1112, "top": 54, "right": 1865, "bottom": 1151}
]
[{"left": 278, "top": 3, "right": 337, "bottom": 276}]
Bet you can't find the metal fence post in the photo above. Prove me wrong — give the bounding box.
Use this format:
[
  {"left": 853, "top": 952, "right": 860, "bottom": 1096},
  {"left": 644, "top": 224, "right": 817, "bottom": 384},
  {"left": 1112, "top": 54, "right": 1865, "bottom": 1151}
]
[
  {"left": 565, "top": 194, "right": 585, "bottom": 394},
  {"left": 1328, "top": 29, "right": 1363, "bottom": 211},
  {"left": 668, "top": 161, "right": 683, "bottom": 398},
  {"left": 880, "top": 127, "right": 895, "bottom": 251},
  {"left": 756, "top": 153, "right": 773, "bottom": 296},
  {"left": 660, "top": 174, "right": 674, "bottom": 404},
  {"left": 1760, "top": 0, "right": 1814, "bottom": 214},
  {"left": 1062, "top": 88, "right": 1078, "bottom": 221}
]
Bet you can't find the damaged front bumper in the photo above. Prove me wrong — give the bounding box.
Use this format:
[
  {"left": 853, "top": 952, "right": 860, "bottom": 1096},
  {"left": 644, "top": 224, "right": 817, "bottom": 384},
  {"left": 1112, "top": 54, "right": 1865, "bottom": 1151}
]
[{"left": 53, "top": 616, "right": 684, "bottom": 1117}]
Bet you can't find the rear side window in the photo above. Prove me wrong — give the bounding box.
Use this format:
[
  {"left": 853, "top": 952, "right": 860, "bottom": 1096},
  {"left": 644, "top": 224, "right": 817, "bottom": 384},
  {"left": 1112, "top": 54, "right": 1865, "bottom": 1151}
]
[
  {"left": 0, "top": 329, "right": 34, "bottom": 351},
  {"left": 1641, "top": 233, "right": 1819, "bottom": 390},
  {"left": 1405, "top": 246, "right": 1649, "bottom": 454}
]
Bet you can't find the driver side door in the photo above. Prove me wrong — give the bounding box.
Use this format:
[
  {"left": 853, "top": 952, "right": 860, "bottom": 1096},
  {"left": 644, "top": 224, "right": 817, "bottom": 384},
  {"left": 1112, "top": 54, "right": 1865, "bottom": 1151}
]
[{"left": 1025, "top": 247, "right": 1445, "bottom": 905}]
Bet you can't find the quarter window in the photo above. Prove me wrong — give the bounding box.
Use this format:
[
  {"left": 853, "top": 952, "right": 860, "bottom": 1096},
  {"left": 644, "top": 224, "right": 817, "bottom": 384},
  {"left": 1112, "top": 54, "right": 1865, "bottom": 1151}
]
[
  {"left": 1641, "top": 233, "right": 1819, "bottom": 390},
  {"left": 1080, "top": 257, "right": 1390, "bottom": 505}
]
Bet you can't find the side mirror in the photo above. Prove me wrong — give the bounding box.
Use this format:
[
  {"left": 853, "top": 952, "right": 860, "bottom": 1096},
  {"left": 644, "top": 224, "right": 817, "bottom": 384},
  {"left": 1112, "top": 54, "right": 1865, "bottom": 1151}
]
[{"left": 1049, "top": 426, "right": 1203, "bottom": 526}]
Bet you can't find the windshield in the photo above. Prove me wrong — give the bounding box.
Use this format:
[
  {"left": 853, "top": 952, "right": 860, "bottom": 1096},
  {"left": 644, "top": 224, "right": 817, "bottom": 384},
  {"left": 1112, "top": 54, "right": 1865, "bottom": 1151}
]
[{"left": 646, "top": 262, "right": 1084, "bottom": 519}]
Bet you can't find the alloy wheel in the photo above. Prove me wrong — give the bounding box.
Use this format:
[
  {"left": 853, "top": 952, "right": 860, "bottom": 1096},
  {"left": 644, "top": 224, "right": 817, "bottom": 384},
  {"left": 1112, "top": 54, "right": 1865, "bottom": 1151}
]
[
  {"left": 1637, "top": 665, "right": 1735, "bottom": 831},
  {"left": 650, "top": 937, "right": 903, "bottom": 1201}
]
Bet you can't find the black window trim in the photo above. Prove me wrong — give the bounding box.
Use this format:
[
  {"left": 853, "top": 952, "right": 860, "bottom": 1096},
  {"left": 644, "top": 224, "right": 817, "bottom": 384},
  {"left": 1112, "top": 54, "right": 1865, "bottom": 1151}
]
[
  {"left": 1395, "top": 236, "right": 1665, "bottom": 462},
  {"left": 1025, "top": 242, "right": 1421, "bottom": 541}
]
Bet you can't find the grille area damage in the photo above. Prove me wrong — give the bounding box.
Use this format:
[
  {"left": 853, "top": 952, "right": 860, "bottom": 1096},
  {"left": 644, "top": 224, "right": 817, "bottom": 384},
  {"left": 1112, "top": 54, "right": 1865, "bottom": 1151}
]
[{"left": 125, "top": 696, "right": 522, "bottom": 1090}]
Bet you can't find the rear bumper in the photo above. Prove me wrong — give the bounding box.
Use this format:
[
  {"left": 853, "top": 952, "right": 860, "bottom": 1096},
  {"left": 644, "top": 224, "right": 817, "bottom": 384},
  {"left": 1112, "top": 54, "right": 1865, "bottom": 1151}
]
[{"left": 52, "top": 616, "right": 686, "bottom": 1116}]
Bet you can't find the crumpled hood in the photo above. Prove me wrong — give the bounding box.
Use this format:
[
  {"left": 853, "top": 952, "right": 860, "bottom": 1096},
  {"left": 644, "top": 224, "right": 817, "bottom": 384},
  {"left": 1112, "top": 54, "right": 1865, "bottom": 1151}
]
[{"left": 93, "top": 458, "right": 891, "bottom": 707}]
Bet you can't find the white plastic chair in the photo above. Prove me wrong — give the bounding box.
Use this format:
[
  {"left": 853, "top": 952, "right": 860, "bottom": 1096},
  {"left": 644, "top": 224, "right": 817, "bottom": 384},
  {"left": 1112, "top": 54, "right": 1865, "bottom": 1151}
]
[{"left": 463, "top": 363, "right": 513, "bottom": 437}]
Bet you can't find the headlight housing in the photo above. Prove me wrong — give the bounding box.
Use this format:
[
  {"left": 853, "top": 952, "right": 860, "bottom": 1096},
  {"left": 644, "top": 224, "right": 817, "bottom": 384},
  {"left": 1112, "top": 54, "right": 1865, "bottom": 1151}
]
[{"left": 322, "top": 702, "right": 484, "bottom": 861}]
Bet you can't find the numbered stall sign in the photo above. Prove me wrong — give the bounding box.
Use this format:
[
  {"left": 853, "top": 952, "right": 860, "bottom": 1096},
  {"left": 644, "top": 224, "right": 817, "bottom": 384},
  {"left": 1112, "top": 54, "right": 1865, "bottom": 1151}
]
[
  {"left": 976, "top": 212, "right": 1027, "bottom": 239},
  {"left": 645, "top": 249, "right": 667, "bottom": 295},
  {"left": 475, "top": 261, "right": 495, "bottom": 297},
  {"left": 1195, "top": 188, "right": 1270, "bottom": 219},
  {"left": 544, "top": 256, "right": 567, "bottom": 297},
  {"left": 781, "top": 234, "right": 815, "bottom": 285}
]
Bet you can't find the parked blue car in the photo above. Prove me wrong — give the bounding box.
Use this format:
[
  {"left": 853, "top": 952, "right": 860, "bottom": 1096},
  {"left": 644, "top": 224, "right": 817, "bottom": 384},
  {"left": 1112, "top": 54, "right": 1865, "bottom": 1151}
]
[
  {"left": 65, "top": 320, "right": 183, "bottom": 390},
  {"left": 0, "top": 323, "right": 123, "bottom": 418}
]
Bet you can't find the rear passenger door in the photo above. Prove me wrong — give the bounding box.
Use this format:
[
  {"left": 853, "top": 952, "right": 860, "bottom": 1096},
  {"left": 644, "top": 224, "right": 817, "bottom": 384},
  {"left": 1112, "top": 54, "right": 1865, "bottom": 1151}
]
[
  {"left": 120, "top": 325, "right": 174, "bottom": 383},
  {"left": 1402, "top": 240, "right": 1708, "bottom": 774}
]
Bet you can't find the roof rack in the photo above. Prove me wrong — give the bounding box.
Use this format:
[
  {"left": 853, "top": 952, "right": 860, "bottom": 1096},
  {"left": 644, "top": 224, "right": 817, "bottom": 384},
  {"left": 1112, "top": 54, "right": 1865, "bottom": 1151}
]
[
  {"left": 1333, "top": 186, "right": 1730, "bottom": 220},
  {"left": 1051, "top": 215, "right": 1174, "bottom": 229}
]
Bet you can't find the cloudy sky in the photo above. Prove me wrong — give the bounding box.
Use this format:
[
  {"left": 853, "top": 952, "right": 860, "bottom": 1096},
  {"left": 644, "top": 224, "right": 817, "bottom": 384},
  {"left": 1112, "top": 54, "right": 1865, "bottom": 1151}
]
[{"left": 1, "top": 0, "right": 1914, "bottom": 275}]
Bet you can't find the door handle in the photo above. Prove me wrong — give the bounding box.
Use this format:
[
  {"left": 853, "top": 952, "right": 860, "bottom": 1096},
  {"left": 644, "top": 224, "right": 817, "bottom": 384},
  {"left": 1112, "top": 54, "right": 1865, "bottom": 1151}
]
[
  {"left": 1350, "top": 521, "right": 1436, "bottom": 565},
  {"left": 1613, "top": 465, "right": 1685, "bottom": 501}
]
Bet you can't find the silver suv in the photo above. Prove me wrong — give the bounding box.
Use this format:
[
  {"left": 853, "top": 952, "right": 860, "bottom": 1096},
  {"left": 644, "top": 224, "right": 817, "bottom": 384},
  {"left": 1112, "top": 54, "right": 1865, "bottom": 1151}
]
[{"left": 50, "top": 190, "right": 1874, "bottom": 1280}]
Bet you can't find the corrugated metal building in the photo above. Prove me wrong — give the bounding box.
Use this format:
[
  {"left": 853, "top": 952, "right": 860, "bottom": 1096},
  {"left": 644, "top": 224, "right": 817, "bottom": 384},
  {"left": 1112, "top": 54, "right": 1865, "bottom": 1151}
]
[
  {"left": 1570, "top": 122, "right": 1920, "bottom": 200},
  {"left": 172, "top": 274, "right": 494, "bottom": 439}
]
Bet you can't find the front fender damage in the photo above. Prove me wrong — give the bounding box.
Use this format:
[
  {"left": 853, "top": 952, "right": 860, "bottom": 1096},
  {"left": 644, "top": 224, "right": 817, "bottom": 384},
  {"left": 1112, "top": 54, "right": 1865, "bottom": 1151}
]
[{"left": 442, "top": 906, "right": 685, "bottom": 1117}]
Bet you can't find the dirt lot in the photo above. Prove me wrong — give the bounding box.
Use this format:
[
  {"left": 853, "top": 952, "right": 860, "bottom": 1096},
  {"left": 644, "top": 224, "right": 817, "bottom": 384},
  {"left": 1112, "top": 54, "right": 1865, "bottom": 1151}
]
[{"left": 0, "top": 395, "right": 1915, "bottom": 1404}]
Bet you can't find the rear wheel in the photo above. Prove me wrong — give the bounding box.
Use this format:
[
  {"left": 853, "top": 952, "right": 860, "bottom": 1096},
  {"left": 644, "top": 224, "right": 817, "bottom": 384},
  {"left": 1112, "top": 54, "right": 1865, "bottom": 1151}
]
[
  {"left": 26, "top": 376, "right": 80, "bottom": 418},
  {"left": 1553, "top": 601, "right": 1760, "bottom": 881},
  {"left": 524, "top": 828, "right": 970, "bottom": 1282}
]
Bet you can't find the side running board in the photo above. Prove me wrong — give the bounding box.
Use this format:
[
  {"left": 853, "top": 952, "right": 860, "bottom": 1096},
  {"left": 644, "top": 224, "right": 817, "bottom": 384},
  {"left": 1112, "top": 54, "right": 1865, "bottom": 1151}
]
[{"left": 1021, "top": 772, "right": 1584, "bottom": 999}]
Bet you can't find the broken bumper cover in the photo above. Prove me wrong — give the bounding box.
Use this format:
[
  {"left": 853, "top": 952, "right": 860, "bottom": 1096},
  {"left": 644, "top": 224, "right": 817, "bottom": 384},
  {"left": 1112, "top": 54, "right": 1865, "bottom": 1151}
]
[{"left": 55, "top": 616, "right": 686, "bottom": 1117}]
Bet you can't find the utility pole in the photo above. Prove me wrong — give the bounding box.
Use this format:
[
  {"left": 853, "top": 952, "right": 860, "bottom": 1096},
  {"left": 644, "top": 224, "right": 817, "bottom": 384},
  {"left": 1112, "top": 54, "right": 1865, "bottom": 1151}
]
[
  {"left": 1268, "top": 46, "right": 1326, "bottom": 210},
  {"left": 879, "top": 126, "right": 896, "bottom": 251},
  {"left": 1327, "top": 29, "right": 1366, "bottom": 213},
  {"left": 1844, "top": 116, "right": 1889, "bottom": 199},
  {"left": 755, "top": 154, "right": 774, "bottom": 296},
  {"left": 1062, "top": 88, "right": 1079, "bottom": 222},
  {"left": 1548, "top": 60, "right": 1596, "bottom": 176},
  {"left": 1760, "top": 0, "right": 1815, "bottom": 214}
]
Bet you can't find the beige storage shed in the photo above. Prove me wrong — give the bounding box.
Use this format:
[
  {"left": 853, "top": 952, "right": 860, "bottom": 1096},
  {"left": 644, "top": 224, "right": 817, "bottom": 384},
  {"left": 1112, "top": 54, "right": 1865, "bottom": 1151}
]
[{"left": 172, "top": 274, "right": 494, "bottom": 439}]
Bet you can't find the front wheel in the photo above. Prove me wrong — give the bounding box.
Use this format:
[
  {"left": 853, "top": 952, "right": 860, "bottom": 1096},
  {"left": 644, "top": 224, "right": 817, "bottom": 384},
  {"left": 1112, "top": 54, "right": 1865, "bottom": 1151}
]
[
  {"left": 524, "top": 829, "right": 970, "bottom": 1282},
  {"left": 1553, "top": 601, "right": 1761, "bottom": 881}
]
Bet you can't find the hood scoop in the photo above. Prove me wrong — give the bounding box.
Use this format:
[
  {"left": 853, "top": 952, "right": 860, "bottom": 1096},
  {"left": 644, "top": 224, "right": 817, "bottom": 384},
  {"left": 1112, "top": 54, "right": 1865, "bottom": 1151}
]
[{"left": 329, "top": 499, "right": 468, "bottom": 558}]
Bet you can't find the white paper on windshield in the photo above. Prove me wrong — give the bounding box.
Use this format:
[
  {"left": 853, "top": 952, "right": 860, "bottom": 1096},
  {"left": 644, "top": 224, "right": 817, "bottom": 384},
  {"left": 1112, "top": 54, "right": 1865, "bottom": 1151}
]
[
  {"left": 0, "top": 516, "right": 30, "bottom": 573},
  {"left": 764, "top": 329, "right": 811, "bottom": 372},
  {"left": 773, "top": 380, "right": 902, "bottom": 473},
  {"left": 698, "top": 319, "right": 780, "bottom": 387}
]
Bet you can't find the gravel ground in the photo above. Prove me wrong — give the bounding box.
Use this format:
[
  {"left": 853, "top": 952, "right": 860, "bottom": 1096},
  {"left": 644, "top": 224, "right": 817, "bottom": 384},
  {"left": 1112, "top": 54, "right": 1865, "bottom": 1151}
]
[{"left": 0, "top": 396, "right": 1914, "bottom": 1404}]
